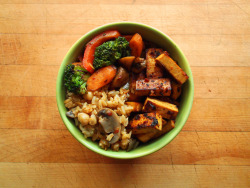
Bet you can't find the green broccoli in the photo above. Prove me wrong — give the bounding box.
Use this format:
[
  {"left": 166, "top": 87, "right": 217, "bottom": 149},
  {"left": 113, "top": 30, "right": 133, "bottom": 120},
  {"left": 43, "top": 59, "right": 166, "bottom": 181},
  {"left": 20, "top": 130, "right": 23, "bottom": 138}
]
[
  {"left": 93, "top": 37, "right": 131, "bottom": 69},
  {"left": 64, "top": 64, "right": 90, "bottom": 95}
]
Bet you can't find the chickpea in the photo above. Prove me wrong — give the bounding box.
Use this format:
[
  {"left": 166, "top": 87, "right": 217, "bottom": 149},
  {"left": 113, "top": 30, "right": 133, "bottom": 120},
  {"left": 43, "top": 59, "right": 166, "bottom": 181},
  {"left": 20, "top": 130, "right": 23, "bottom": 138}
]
[
  {"left": 89, "top": 114, "right": 97, "bottom": 125},
  {"left": 78, "top": 113, "right": 89, "bottom": 126},
  {"left": 83, "top": 91, "right": 93, "bottom": 101}
]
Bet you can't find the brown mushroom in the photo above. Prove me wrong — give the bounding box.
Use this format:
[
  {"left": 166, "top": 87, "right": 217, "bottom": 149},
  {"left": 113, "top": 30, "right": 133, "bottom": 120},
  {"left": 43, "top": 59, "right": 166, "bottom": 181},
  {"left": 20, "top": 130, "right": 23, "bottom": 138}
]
[
  {"left": 66, "top": 111, "right": 75, "bottom": 118},
  {"left": 131, "top": 57, "right": 146, "bottom": 73},
  {"left": 110, "top": 67, "right": 129, "bottom": 89},
  {"left": 98, "top": 108, "right": 121, "bottom": 144},
  {"left": 126, "top": 138, "right": 140, "bottom": 152}
]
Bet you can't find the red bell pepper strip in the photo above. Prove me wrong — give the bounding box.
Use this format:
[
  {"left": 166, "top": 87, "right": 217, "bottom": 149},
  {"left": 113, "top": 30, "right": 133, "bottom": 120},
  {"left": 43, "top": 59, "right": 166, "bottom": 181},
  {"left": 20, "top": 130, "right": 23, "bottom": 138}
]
[{"left": 82, "top": 30, "right": 121, "bottom": 73}]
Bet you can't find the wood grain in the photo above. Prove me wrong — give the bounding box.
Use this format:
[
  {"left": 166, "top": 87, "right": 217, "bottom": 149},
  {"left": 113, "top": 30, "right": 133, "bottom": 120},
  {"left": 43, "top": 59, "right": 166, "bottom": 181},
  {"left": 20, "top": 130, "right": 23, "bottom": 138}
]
[
  {"left": 0, "top": 96, "right": 64, "bottom": 130},
  {"left": 192, "top": 67, "right": 250, "bottom": 99},
  {"left": 1, "top": 0, "right": 249, "bottom": 4},
  {"left": 1, "top": 97, "right": 249, "bottom": 131},
  {"left": 0, "top": 65, "right": 57, "bottom": 97},
  {"left": 0, "top": 129, "right": 249, "bottom": 165},
  {"left": 0, "top": 65, "right": 249, "bottom": 98},
  {"left": 0, "top": 163, "right": 249, "bottom": 188},
  {"left": 0, "top": 4, "right": 249, "bottom": 35},
  {"left": 1, "top": 34, "right": 249, "bottom": 67}
]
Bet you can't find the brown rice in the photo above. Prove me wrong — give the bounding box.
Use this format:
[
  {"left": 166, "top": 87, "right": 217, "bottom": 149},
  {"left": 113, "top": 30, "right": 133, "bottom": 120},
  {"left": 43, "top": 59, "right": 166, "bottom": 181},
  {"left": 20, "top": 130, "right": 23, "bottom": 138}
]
[{"left": 64, "top": 88, "right": 134, "bottom": 151}]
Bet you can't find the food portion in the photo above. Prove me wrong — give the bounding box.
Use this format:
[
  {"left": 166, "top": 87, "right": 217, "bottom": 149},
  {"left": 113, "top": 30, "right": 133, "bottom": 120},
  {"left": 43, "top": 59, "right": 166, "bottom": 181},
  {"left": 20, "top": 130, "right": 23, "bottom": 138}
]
[
  {"left": 136, "top": 119, "right": 175, "bottom": 143},
  {"left": 128, "top": 112, "right": 163, "bottom": 134},
  {"left": 63, "top": 30, "right": 189, "bottom": 151},
  {"left": 93, "top": 37, "right": 130, "bottom": 69},
  {"left": 134, "top": 78, "right": 171, "bottom": 96},
  {"left": 129, "top": 33, "right": 143, "bottom": 57},
  {"left": 64, "top": 64, "right": 90, "bottom": 95},
  {"left": 142, "top": 97, "right": 179, "bottom": 119},
  {"left": 146, "top": 48, "right": 164, "bottom": 78},
  {"left": 82, "top": 30, "right": 121, "bottom": 73},
  {"left": 156, "top": 53, "right": 189, "bottom": 84},
  {"left": 87, "top": 65, "right": 117, "bottom": 91}
]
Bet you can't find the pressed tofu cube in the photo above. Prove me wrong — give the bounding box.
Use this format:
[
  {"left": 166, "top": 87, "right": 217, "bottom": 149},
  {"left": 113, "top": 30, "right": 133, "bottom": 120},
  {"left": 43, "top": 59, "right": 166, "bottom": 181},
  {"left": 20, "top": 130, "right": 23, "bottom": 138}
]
[
  {"left": 136, "top": 119, "right": 175, "bottom": 143},
  {"left": 134, "top": 78, "right": 171, "bottom": 96},
  {"left": 129, "top": 72, "right": 146, "bottom": 94},
  {"left": 156, "top": 96, "right": 180, "bottom": 107},
  {"left": 171, "top": 81, "right": 182, "bottom": 100},
  {"left": 143, "top": 97, "right": 178, "bottom": 119},
  {"left": 128, "top": 112, "right": 162, "bottom": 134},
  {"left": 156, "top": 53, "right": 188, "bottom": 84},
  {"left": 146, "top": 48, "right": 165, "bottom": 78},
  {"left": 136, "top": 131, "right": 156, "bottom": 143},
  {"left": 153, "top": 120, "right": 175, "bottom": 139},
  {"left": 136, "top": 119, "right": 167, "bottom": 142}
]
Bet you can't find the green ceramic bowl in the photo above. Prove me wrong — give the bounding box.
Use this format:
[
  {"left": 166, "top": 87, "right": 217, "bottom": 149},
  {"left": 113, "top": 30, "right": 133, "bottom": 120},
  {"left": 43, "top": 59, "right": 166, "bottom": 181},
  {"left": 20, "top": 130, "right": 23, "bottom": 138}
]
[{"left": 56, "top": 22, "right": 194, "bottom": 159}]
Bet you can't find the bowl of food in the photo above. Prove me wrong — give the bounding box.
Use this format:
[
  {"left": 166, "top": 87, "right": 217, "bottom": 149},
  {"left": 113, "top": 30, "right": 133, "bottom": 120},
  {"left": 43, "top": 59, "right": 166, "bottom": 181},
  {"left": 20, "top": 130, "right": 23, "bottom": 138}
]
[{"left": 56, "top": 22, "right": 194, "bottom": 159}]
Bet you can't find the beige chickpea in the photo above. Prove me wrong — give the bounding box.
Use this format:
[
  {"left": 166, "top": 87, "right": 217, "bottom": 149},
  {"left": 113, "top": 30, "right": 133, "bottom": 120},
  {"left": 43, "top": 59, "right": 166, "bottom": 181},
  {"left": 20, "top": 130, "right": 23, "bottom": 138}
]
[
  {"left": 83, "top": 91, "right": 93, "bottom": 101},
  {"left": 78, "top": 112, "right": 89, "bottom": 126},
  {"left": 89, "top": 114, "right": 97, "bottom": 125}
]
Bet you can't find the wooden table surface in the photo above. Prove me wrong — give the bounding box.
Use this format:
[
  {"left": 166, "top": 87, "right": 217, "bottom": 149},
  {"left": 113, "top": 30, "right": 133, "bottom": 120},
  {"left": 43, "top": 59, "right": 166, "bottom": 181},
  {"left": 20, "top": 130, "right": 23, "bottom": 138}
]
[{"left": 0, "top": 0, "right": 249, "bottom": 187}]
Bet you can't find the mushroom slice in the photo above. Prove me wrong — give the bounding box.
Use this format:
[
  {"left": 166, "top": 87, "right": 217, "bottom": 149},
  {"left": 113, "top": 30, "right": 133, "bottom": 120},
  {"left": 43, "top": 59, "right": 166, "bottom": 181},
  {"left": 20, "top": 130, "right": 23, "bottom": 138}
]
[
  {"left": 127, "top": 138, "right": 140, "bottom": 152},
  {"left": 110, "top": 67, "right": 129, "bottom": 89},
  {"left": 66, "top": 111, "right": 75, "bottom": 118},
  {"left": 131, "top": 57, "right": 146, "bottom": 73},
  {"left": 98, "top": 108, "right": 121, "bottom": 144}
]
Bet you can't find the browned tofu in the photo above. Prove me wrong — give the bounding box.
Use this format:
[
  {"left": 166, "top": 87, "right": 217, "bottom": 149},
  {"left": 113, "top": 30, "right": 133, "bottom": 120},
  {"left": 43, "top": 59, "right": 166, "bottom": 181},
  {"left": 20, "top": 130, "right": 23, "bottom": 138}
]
[
  {"left": 136, "top": 131, "right": 156, "bottom": 143},
  {"left": 153, "top": 120, "right": 175, "bottom": 139},
  {"left": 171, "top": 81, "right": 182, "bottom": 100},
  {"left": 136, "top": 119, "right": 175, "bottom": 143},
  {"left": 125, "top": 102, "right": 143, "bottom": 112},
  {"left": 128, "top": 112, "right": 162, "bottom": 134},
  {"left": 156, "top": 96, "right": 180, "bottom": 107},
  {"left": 146, "top": 48, "right": 164, "bottom": 78},
  {"left": 156, "top": 53, "right": 189, "bottom": 84},
  {"left": 136, "top": 119, "right": 166, "bottom": 142},
  {"left": 143, "top": 97, "right": 178, "bottom": 119},
  {"left": 129, "top": 71, "right": 146, "bottom": 94},
  {"left": 134, "top": 78, "right": 171, "bottom": 96}
]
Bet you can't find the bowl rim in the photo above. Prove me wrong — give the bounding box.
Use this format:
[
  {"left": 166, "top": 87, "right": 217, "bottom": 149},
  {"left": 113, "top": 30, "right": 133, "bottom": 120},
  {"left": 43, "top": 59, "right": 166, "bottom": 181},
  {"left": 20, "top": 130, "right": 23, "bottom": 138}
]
[{"left": 56, "top": 21, "right": 194, "bottom": 159}]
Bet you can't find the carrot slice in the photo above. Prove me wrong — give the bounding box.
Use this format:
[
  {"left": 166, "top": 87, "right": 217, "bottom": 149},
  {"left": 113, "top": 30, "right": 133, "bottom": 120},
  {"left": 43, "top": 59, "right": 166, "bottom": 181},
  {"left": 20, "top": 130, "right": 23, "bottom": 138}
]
[
  {"left": 87, "top": 65, "right": 117, "bottom": 91},
  {"left": 82, "top": 30, "right": 121, "bottom": 74},
  {"left": 129, "top": 33, "right": 143, "bottom": 57}
]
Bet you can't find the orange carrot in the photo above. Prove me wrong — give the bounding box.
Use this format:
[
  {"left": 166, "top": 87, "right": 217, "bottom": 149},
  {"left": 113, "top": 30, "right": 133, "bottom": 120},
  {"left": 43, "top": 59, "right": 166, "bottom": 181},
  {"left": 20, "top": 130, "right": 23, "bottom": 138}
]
[
  {"left": 129, "top": 33, "right": 143, "bottom": 57},
  {"left": 87, "top": 65, "right": 117, "bottom": 91}
]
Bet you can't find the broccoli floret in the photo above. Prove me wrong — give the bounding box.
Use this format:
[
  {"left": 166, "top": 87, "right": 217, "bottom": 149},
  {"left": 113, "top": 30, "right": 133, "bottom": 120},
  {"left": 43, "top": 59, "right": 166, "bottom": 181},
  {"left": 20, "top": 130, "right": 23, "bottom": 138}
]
[
  {"left": 93, "top": 37, "right": 131, "bottom": 69},
  {"left": 64, "top": 64, "right": 90, "bottom": 95}
]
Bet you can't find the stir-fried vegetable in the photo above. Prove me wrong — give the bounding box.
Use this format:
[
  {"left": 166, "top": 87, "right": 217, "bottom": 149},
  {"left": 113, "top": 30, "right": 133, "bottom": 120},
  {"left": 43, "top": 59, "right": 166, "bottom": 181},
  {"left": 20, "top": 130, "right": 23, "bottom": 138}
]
[
  {"left": 64, "top": 64, "right": 90, "bottom": 94},
  {"left": 93, "top": 37, "right": 131, "bottom": 69},
  {"left": 82, "top": 30, "right": 121, "bottom": 73},
  {"left": 129, "top": 33, "right": 143, "bottom": 57},
  {"left": 87, "top": 65, "right": 117, "bottom": 91}
]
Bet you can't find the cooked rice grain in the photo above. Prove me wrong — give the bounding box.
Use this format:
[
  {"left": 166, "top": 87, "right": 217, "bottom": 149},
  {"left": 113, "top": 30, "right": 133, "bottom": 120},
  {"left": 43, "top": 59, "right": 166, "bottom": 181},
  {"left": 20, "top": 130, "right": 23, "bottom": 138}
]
[{"left": 64, "top": 89, "right": 133, "bottom": 151}]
